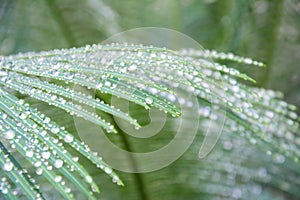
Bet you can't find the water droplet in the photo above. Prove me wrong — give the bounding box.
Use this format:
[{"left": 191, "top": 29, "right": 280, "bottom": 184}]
[
  {"left": 4, "top": 130, "right": 15, "bottom": 140},
  {"left": 64, "top": 134, "right": 74, "bottom": 143},
  {"left": 223, "top": 141, "right": 233, "bottom": 150},
  {"left": 65, "top": 188, "right": 71, "bottom": 193},
  {"left": 51, "top": 127, "right": 59, "bottom": 134},
  {"left": 1, "top": 188, "right": 8, "bottom": 194},
  {"left": 3, "top": 162, "right": 13, "bottom": 171},
  {"left": 273, "top": 153, "right": 285, "bottom": 164},
  {"left": 128, "top": 64, "right": 137, "bottom": 71},
  {"left": 265, "top": 110, "right": 274, "bottom": 119},
  {"left": 40, "top": 130, "right": 47, "bottom": 137},
  {"left": 112, "top": 176, "right": 118, "bottom": 183},
  {"left": 43, "top": 117, "right": 51, "bottom": 123},
  {"left": 72, "top": 156, "right": 79, "bottom": 162},
  {"left": 232, "top": 86, "right": 239, "bottom": 93},
  {"left": 96, "top": 83, "right": 103, "bottom": 89},
  {"left": 137, "top": 51, "right": 143, "bottom": 57},
  {"left": 0, "top": 70, "right": 8, "bottom": 77},
  {"left": 42, "top": 151, "right": 51, "bottom": 160},
  {"left": 19, "top": 113, "right": 27, "bottom": 119},
  {"left": 258, "top": 168, "right": 267, "bottom": 178},
  {"left": 231, "top": 188, "right": 242, "bottom": 199},
  {"left": 244, "top": 58, "right": 253, "bottom": 64},
  {"left": 145, "top": 97, "right": 153, "bottom": 104},
  {"left": 50, "top": 95, "right": 57, "bottom": 101},
  {"left": 26, "top": 151, "right": 34, "bottom": 158},
  {"left": 104, "top": 81, "right": 111, "bottom": 87},
  {"left": 167, "top": 94, "right": 176, "bottom": 102},
  {"left": 54, "top": 159, "right": 63, "bottom": 168},
  {"left": 36, "top": 168, "right": 43, "bottom": 175},
  {"left": 250, "top": 138, "right": 257, "bottom": 144},
  {"left": 55, "top": 176, "right": 62, "bottom": 182},
  {"left": 104, "top": 167, "right": 112, "bottom": 174},
  {"left": 34, "top": 161, "right": 42, "bottom": 168},
  {"left": 85, "top": 175, "right": 93, "bottom": 183},
  {"left": 91, "top": 186, "right": 98, "bottom": 192}
]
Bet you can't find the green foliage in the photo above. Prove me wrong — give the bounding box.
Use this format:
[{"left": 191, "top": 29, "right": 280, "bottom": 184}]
[
  {"left": 1, "top": 0, "right": 300, "bottom": 199},
  {"left": 0, "top": 43, "right": 300, "bottom": 199}
]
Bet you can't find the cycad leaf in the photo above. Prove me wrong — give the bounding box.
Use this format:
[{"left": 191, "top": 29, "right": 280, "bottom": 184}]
[{"left": 0, "top": 43, "right": 299, "bottom": 199}]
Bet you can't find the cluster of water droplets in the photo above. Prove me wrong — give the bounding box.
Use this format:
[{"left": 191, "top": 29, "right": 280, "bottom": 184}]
[
  {"left": 0, "top": 43, "right": 300, "bottom": 199},
  {"left": 179, "top": 48, "right": 265, "bottom": 67},
  {"left": 0, "top": 84, "right": 122, "bottom": 199}
]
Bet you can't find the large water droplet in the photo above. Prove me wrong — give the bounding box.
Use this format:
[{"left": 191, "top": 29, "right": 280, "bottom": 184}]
[
  {"left": 85, "top": 175, "right": 93, "bottom": 183},
  {"left": 145, "top": 97, "right": 153, "bottom": 104},
  {"left": 19, "top": 113, "right": 27, "bottom": 119},
  {"left": 26, "top": 151, "right": 34, "bottom": 158},
  {"left": 55, "top": 176, "right": 62, "bottom": 182},
  {"left": 54, "top": 159, "right": 63, "bottom": 168},
  {"left": 42, "top": 151, "right": 51, "bottom": 160},
  {"left": 43, "top": 117, "right": 51, "bottom": 123},
  {"left": 51, "top": 127, "right": 60, "bottom": 134},
  {"left": 104, "top": 167, "right": 112, "bottom": 174},
  {"left": 34, "top": 161, "right": 42, "bottom": 168},
  {"left": 4, "top": 130, "right": 15, "bottom": 140},
  {"left": 64, "top": 134, "right": 74, "bottom": 143},
  {"left": 3, "top": 162, "right": 13, "bottom": 171},
  {"left": 36, "top": 168, "right": 43, "bottom": 175}
]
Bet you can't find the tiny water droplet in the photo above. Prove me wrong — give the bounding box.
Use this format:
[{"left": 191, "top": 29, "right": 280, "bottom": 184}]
[
  {"left": 250, "top": 138, "right": 257, "bottom": 144},
  {"left": 145, "top": 97, "right": 153, "bottom": 104}
]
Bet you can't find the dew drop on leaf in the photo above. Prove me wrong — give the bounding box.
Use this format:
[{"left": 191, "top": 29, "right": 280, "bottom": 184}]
[
  {"left": 4, "top": 130, "right": 15, "bottom": 140},
  {"left": 36, "top": 168, "right": 43, "bottom": 175},
  {"left": 72, "top": 156, "right": 79, "bottom": 162},
  {"left": 42, "top": 151, "right": 51, "bottom": 160},
  {"left": 54, "top": 159, "right": 63, "bottom": 168},
  {"left": 145, "top": 97, "right": 153, "bottom": 104},
  {"left": 50, "top": 127, "right": 60, "bottom": 134},
  {"left": 104, "top": 167, "right": 112, "bottom": 174},
  {"left": 43, "top": 117, "right": 51, "bottom": 123},
  {"left": 26, "top": 151, "right": 34, "bottom": 158},
  {"left": 85, "top": 175, "right": 93, "bottom": 183},
  {"left": 64, "top": 134, "right": 74, "bottom": 143},
  {"left": 54, "top": 176, "right": 62, "bottom": 183},
  {"left": 2, "top": 162, "right": 13, "bottom": 171},
  {"left": 34, "top": 161, "right": 42, "bottom": 168}
]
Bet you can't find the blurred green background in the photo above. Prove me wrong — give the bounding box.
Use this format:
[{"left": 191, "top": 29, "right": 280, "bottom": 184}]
[{"left": 1, "top": 0, "right": 300, "bottom": 199}]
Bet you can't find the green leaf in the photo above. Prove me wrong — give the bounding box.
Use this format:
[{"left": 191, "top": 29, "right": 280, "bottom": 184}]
[{"left": 0, "top": 43, "right": 299, "bottom": 200}]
